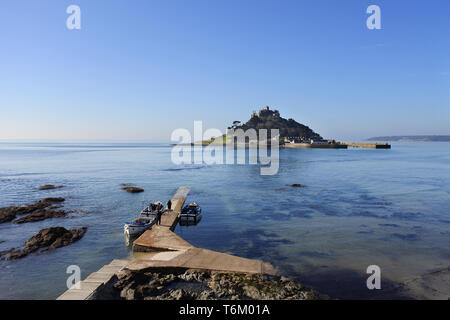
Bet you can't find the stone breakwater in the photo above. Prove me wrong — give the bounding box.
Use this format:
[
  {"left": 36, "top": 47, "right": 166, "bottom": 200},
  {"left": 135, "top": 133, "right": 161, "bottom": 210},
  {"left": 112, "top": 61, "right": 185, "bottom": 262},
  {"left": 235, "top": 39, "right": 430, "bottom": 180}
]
[{"left": 91, "top": 268, "right": 325, "bottom": 300}]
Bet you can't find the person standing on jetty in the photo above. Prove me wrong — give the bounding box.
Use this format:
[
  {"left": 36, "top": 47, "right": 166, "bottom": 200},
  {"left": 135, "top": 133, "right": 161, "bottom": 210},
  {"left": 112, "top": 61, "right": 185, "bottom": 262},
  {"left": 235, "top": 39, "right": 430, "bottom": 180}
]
[
  {"left": 156, "top": 209, "right": 162, "bottom": 225},
  {"left": 167, "top": 199, "right": 172, "bottom": 211}
]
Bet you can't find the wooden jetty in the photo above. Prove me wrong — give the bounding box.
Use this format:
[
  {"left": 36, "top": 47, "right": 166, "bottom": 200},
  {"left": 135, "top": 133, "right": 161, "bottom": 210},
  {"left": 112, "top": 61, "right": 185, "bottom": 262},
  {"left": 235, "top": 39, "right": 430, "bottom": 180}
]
[{"left": 57, "top": 187, "right": 275, "bottom": 300}]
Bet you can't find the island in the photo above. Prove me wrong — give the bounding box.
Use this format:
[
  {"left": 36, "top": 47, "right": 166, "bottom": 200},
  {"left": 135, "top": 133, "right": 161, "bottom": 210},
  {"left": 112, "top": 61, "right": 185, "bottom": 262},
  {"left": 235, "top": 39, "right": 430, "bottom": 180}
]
[{"left": 200, "top": 107, "right": 390, "bottom": 149}]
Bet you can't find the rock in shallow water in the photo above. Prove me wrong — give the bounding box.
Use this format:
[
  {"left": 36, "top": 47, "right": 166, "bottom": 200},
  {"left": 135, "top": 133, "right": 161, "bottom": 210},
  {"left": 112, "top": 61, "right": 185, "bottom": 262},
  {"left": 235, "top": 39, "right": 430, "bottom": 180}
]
[
  {"left": 38, "top": 185, "right": 65, "bottom": 191},
  {"left": 13, "top": 210, "right": 67, "bottom": 224},
  {"left": 121, "top": 186, "right": 144, "bottom": 193},
  {"left": 0, "top": 198, "right": 65, "bottom": 224},
  {"left": 0, "top": 210, "right": 16, "bottom": 223},
  {"left": 0, "top": 226, "right": 87, "bottom": 260}
]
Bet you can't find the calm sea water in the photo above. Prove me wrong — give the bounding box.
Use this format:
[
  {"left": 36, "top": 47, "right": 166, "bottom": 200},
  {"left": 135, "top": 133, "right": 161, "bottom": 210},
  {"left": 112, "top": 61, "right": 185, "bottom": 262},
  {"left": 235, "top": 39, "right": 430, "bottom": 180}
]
[{"left": 0, "top": 142, "right": 449, "bottom": 299}]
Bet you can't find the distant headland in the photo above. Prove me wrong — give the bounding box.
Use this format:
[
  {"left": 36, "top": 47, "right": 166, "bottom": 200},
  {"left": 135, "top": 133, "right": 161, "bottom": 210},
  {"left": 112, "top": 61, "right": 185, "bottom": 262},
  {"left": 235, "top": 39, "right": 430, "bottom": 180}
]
[{"left": 367, "top": 135, "right": 450, "bottom": 142}]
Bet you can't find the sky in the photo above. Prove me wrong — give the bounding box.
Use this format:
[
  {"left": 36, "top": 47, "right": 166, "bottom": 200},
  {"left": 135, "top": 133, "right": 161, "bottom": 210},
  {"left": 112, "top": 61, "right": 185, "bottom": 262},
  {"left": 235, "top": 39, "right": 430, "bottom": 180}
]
[{"left": 0, "top": 0, "right": 449, "bottom": 141}]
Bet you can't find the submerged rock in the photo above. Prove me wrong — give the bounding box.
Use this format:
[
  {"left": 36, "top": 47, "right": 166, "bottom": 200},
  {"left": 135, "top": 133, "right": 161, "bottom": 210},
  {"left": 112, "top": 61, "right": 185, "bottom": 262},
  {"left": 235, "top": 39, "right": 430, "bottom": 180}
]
[
  {"left": 0, "top": 198, "right": 65, "bottom": 224},
  {"left": 0, "top": 227, "right": 87, "bottom": 260},
  {"left": 38, "top": 185, "right": 65, "bottom": 191},
  {"left": 290, "top": 184, "right": 306, "bottom": 188},
  {"left": 121, "top": 186, "right": 144, "bottom": 193},
  {"left": 92, "top": 269, "right": 325, "bottom": 300}
]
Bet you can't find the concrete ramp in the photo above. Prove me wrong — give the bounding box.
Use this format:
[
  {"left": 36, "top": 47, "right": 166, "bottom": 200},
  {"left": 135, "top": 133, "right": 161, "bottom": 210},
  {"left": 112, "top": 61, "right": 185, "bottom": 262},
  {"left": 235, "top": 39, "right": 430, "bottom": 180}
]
[
  {"left": 127, "top": 247, "right": 275, "bottom": 275},
  {"left": 133, "top": 225, "right": 193, "bottom": 252}
]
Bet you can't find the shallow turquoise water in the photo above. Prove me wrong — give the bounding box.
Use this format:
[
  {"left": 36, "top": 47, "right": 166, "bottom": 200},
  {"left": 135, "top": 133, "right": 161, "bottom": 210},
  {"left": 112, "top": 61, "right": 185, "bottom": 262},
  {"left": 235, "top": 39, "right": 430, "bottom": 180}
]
[{"left": 0, "top": 142, "right": 449, "bottom": 299}]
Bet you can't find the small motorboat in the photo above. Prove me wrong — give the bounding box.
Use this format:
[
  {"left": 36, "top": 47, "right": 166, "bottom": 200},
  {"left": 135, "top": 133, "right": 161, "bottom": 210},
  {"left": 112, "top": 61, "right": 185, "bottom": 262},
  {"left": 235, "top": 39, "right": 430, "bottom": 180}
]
[
  {"left": 140, "top": 201, "right": 163, "bottom": 217},
  {"left": 179, "top": 202, "right": 202, "bottom": 223},
  {"left": 124, "top": 216, "right": 156, "bottom": 237},
  {"left": 125, "top": 201, "right": 164, "bottom": 237}
]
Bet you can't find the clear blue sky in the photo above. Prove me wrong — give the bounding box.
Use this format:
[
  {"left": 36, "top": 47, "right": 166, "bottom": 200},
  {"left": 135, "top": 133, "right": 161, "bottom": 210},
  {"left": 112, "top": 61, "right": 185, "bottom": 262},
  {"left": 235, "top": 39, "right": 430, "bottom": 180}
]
[{"left": 0, "top": 0, "right": 449, "bottom": 141}]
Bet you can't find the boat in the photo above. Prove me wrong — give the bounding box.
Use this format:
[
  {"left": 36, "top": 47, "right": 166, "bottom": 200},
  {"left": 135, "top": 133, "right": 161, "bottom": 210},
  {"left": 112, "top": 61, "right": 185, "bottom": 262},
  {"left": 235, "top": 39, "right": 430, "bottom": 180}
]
[
  {"left": 179, "top": 202, "right": 202, "bottom": 223},
  {"left": 124, "top": 201, "right": 163, "bottom": 237},
  {"left": 124, "top": 216, "right": 156, "bottom": 237},
  {"left": 140, "top": 201, "right": 163, "bottom": 217}
]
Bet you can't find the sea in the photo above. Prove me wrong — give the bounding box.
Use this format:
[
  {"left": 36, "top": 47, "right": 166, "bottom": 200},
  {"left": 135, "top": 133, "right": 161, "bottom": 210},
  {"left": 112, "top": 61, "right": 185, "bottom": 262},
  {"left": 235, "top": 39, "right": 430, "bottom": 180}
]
[{"left": 0, "top": 141, "right": 449, "bottom": 299}]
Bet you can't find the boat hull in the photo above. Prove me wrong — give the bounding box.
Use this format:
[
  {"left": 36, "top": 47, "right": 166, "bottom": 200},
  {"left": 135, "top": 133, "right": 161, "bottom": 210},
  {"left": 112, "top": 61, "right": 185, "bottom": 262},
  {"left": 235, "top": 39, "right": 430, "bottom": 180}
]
[{"left": 124, "top": 218, "right": 156, "bottom": 237}]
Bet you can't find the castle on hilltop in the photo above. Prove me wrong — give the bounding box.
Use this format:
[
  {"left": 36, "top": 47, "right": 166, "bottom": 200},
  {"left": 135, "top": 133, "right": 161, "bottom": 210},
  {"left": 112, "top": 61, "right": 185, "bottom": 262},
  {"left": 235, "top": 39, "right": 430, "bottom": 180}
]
[{"left": 251, "top": 106, "right": 280, "bottom": 119}]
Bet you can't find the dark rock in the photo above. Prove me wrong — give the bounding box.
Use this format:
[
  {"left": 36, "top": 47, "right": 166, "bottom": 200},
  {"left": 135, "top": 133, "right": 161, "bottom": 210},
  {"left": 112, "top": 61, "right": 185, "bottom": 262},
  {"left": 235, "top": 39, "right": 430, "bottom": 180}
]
[
  {"left": 290, "top": 184, "right": 306, "bottom": 188},
  {"left": 42, "top": 197, "right": 65, "bottom": 203},
  {"left": 121, "top": 187, "right": 144, "bottom": 193},
  {"left": 13, "top": 210, "right": 67, "bottom": 224},
  {"left": 1, "top": 227, "right": 87, "bottom": 260},
  {"left": 0, "top": 198, "right": 65, "bottom": 224},
  {"left": 0, "top": 209, "right": 16, "bottom": 223},
  {"left": 38, "top": 185, "right": 65, "bottom": 191}
]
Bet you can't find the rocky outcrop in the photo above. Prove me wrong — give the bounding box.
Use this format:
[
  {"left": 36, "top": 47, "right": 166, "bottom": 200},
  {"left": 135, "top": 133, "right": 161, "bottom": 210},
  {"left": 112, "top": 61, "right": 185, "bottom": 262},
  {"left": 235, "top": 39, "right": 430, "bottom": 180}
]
[
  {"left": 0, "top": 227, "right": 87, "bottom": 260},
  {"left": 0, "top": 210, "right": 16, "bottom": 223},
  {"left": 121, "top": 186, "right": 144, "bottom": 193},
  {"left": 0, "top": 198, "right": 65, "bottom": 224},
  {"left": 38, "top": 185, "right": 65, "bottom": 191},
  {"left": 93, "top": 268, "right": 324, "bottom": 300},
  {"left": 12, "top": 209, "right": 67, "bottom": 224}
]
